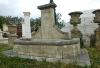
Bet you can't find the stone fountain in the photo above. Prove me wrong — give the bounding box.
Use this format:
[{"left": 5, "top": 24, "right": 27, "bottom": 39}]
[{"left": 12, "top": 1, "right": 90, "bottom": 65}]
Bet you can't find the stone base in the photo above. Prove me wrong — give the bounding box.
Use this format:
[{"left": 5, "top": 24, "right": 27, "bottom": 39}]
[
  {"left": 13, "top": 38, "right": 80, "bottom": 59},
  {"left": 95, "top": 26, "right": 100, "bottom": 47},
  {"left": 9, "top": 38, "right": 90, "bottom": 66},
  {"left": 3, "top": 49, "right": 90, "bottom": 66}
]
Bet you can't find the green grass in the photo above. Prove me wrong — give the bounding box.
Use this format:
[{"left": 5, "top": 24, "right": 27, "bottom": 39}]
[
  {"left": 87, "top": 47, "right": 100, "bottom": 68},
  {"left": 0, "top": 43, "right": 12, "bottom": 52},
  {"left": 0, "top": 43, "right": 99, "bottom": 68}
]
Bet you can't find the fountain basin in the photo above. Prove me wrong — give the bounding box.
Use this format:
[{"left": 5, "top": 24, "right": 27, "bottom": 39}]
[{"left": 13, "top": 38, "right": 80, "bottom": 62}]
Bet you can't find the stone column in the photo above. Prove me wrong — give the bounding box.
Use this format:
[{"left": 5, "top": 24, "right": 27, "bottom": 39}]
[
  {"left": 0, "top": 29, "right": 3, "bottom": 39},
  {"left": 93, "top": 9, "right": 100, "bottom": 47},
  {"left": 38, "top": 3, "right": 57, "bottom": 39},
  {"left": 69, "top": 11, "right": 83, "bottom": 38},
  {"left": 22, "top": 12, "right": 31, "bottom": 39}
]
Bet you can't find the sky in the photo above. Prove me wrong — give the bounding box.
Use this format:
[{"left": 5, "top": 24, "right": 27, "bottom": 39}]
[{"left": 0, "top": 0, "right": 100, "bottom": 22}]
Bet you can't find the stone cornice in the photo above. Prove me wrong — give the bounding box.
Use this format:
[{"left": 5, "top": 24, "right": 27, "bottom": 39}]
[
  {"left": 93, "top": 9, "right": 100, "bottom": 14},
  {"left": 38, "top": 3, "right": 57, "bottom": 10},
  {"left": 14, "top": 38, "right": 79, "bottom": 45},
  {"left": 69, "top": 11, "right": 83, "bottom": 15}
]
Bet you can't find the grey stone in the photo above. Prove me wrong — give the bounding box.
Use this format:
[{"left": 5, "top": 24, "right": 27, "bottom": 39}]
[
  {"left": 14, "top": 38, "right": 79, "bottom": 45},
  {"left": 77, "top": 49, "right": 91, "bottom": 66}
]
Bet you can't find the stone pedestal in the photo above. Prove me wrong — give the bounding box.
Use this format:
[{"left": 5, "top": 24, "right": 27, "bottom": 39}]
[
  {"left": 8, "top": 25, "right": 17, "bottom": 45},
  {"left": 71, "top": 26, "right": 81, "bottom": 38},
  {"left": 94, "top": 25, "right": 100, "bottom": 47},
  {"left": 69, "top": 11, "right": 83, "bottom": 38},
  {"left": 93, "top": 9, "right": 100, "bottom": 47},
  {"left": 14, "top": 38, "right": 80, "bottom": 61},
  {"left": 22, "top": 12, "right": 31, "bottom": 39},
  {"left": 8, "top": 34, "right": 17, "bottom": 46},
  {"left": 8, "top": 25, "right": 17, "bottom": 35}
]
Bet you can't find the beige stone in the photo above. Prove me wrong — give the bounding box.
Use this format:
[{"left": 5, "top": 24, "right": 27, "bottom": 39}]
[
  {"left": 13, "top": 2, "right": 80, "bottom": 63},
  {"left": 32, "top": 7, "right": 69, "bottom": 39}
]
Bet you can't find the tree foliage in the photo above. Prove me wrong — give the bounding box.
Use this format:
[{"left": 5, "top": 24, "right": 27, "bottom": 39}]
[
  {"left": 31, "top": 17, "right": 41, "bottom": 32},
  {"left": 0, "top": 13, "right": 65, "bottom": 31},
  {"left": 55, "top": 13, "right": 65, "bottom": 29},
  {"left": 0, "top": 16, "right": 6, "bottom": 30},
  {"left": 0, "top": 16, "right": 22, "bottom": 30}
]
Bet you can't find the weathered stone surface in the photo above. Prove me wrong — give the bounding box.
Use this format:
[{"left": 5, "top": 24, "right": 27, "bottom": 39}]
[
  {"left": 83, "top": 35, "right": 90, "bottom": 47},
  {"left": 69, "top": 11, "right": 82, "bottom": 26},
  {"left": 13, "top": 41, "right": 80, "bottom": 59},
  {"left": 69, "top": 11, "right": 82, "bottom": 38},
  {"left": 8, "top": 34, "right": 17, "bottom": 46},
  {"left": 22, "top": 12, "right": 31, "bottom": 39},
  {"left": 95, "top": 29, "right": 100, "bottom": 47},
  {"left": 71, "top": 26, "right": 81, "bottom": 38},
  {"left": 38, "top": 3, "right": 57, "bottom": 10},
  {"left": 33, "top": 4, "right": 69, "bottom": 39},
  {"left": 93, "top": 9, "right": 100, "bottom": 47},
  {"left": 14, "top": 38, "right": 79, "bottom": 45},
  {"left": 77, "top": 49, "right": 91, "bottom": 66},
  {"left": 95, "top": 27, "right": 100, "bottom": 47},
  {"left": 8, "top": 25, "right": 17, "bottom": 34},
  {"left": 13, "top": 2, "right": 81, "bottom": 64},
  {"left": 93, "top": 9, "right": 100, "bottom": 23},
  {"left": 3, "top": 48, "right": 90, "bottom": 66}
]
